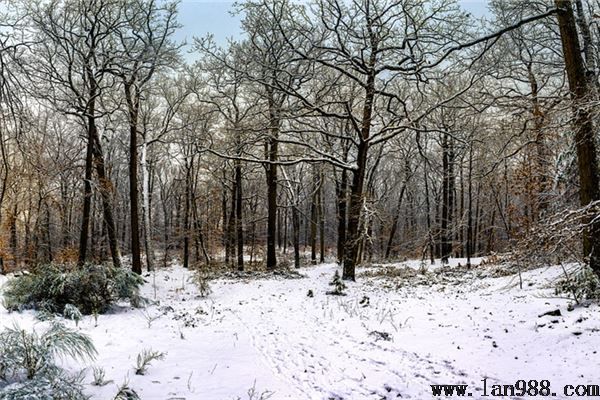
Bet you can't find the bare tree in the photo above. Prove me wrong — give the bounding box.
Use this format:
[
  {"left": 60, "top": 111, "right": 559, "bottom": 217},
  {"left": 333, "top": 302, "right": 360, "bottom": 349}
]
[
  {"left": 554, "top": 0, "right": 600, "bottom": 276},
  {"left": 26, "top": 0, "right": 124, "bottom": 268},
  {"left": 109, "top": 0, "right": 180, "bottom": 274}
]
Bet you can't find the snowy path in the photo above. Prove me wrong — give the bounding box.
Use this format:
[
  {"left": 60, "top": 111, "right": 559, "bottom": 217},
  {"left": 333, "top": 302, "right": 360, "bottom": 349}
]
[
  {"left": 216, "top": 265, "right": 481, "bottom": 399},
  {"left": 1, "top": 261, "right": 599, "bottom": 399}
]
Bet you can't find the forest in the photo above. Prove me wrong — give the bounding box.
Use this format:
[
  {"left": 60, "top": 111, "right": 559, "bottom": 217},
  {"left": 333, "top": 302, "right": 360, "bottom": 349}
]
[{"left": 0, "top": 0, "right": 599, "bottom": 399}]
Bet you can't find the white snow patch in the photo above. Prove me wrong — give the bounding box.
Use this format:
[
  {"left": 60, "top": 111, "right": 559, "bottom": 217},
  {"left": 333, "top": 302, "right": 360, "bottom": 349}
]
[{"left": 0, "top": 260, "right": 598, "bottom": 399}]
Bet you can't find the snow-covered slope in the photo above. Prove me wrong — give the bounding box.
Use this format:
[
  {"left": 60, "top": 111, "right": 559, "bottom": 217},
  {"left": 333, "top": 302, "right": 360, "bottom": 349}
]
[{"left": 0, "top": 260, "right": 598, "bottom": 399}]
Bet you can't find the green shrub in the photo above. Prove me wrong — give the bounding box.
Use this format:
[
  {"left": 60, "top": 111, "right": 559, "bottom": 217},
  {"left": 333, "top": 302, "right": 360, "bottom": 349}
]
[
  {"left": 134, "top": 348, "right": 166, "bottom": 375},
  {"left": 326, "top": 270, "right": 347, "bottom": 296},
  {"left": 0, "top": 321, "right": 96, "bottom": 380},
  {"left": 0, "top": 322, "right": 95, "bottom": 400},
  {"left": 188, "top": 268, "right": 212, "bottom": 298},
  {"left": 63, "top": 304, "right": 83, "bottom": 327},
  {"left": 556, "top": 265, "right": 600, "bottom": 304},
  {"left": 2, "top": 263, "right": 145, "bottom": 315},
  {"left": 0, "top": 368, "right": 88, "bottom": 400},
  {"left": 113, "top": 383, "right": 141, "bottom": 400}
]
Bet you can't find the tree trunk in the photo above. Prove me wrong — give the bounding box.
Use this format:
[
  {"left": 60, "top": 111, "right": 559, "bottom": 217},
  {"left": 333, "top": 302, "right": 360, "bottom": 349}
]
[
  {"left": 466, "top": 142, "right": 474, "bottom": 268},
  {"left": 440, "top": 129, "right": 454, "bottom": 264},
  {"left": 10, "top": 203, "right": 18, "bottom": 270},
  {"left": 318, "top": 170, "right": 325, "bottom": 263},
  {"left": 222, "top": 172, "right": 230, "bottom": 264},
  {"left": 283, "top": 206, "right": 288, "bottom": 254},
  {"left": 474, "top": 183, "right": 481, "bottom": 255},
  {"left": 227, "top": 170, "right": 236, "bottom": 267},
  {"left": 292, "top": 203, "right": 300, "bottom": 268},
  {"left": 459, "top": 157, "right": 465, "bottom": 257},
  {"left": 235, "top": 159, "right": 244, "bottom": 271},
  {"left": 161, "top": 178, "right": 170, "bottom": 268},
  {"left": 310, "top": 168, "right": 318, "bottom": 264},
  {"left": 141, "top": 132, "right": 154, "bottom": 271},
  {"left": 91, "top": 132, "right": 122, "bottom": 269},
  {"left": 343, "top": 140, "right": 369, "bottom": 281},
  {"left": 0, "top": 134, "right": 9, "bottom": 272},
  {"left": 82, "top": 73, "right": 121, "bottom": 269},
  {"left": 336, "top": 168, "right": 348, "bottom": 263},
  {"left": 44, "top": 200, "right": 53, "bottom": 263},
  {"left": 342, "top": 59, "right": 377, "bottom": 281},
  {"left": 385, "top": 182, "right": 407, "bottom": 259},
  {"left": 424, "top": 165, "right": 435, "bottom": 264},
  {"left": 183, "top": 159, "right": 192, "bottom": 269},
  {"left": 125, "top": 82, "right": 142, "bottom": 275},
  {"left": 527, "top": 63, "right": 549, "bottom": 218},
  {"left": 193, "top": 202, "right": 210, "bottom": 265},
  {"left": 277, "top": 209, "right": 282, "bottom": 250},
  {"left": 555, "top": 0, "right": 600, "bottom": 275},
  {"left": 574, "top": 0, "right": 598, "bottom": 87},
  {"left": 266, "top": 91, "right": 279, "bottom": 270},
  {"left": 78, "top": 125, "right": 94, "bottom": 266}
]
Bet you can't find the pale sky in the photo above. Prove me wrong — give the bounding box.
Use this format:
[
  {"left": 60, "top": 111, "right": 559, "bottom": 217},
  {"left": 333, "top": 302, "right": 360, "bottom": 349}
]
[
  {"left": 175, "top": 0, "right": 490, "bottom": 49},
  {"left": 175, "top": 1, "right": 242, "bottom": 47}
]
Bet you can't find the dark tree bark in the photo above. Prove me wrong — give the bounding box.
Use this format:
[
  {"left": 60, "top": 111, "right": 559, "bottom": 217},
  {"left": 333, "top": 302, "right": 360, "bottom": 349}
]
[
  {"left": 318, "top": 172, "right": 325, "bottom": 263},
  {"left": 183, "top": 158, "right": 192, "bottom": 269},
  {"left": 78, "top": 129, "right": 94, "bottom": 266},
  {"left": 342, "top": 60, "right": 377, "bottom": 281},
  {"left": 385, "top": 177, "right": 408, "bottom": 259},
  {"left": 466, "top": 142, "right": 474, "bottom": 268},
  {"left": 385, "top": 186, "right": 406, "bottom": 260},
  {"left": 124, "top": 82, "right": 142, "bottom": 274},
  {"left": 235, "top": 159, "right": 244, "bottom": 271},
  {"left": 277, "top": 209, "right": 284, "bottom": 251},
  {"left": 227, "top": 171, "right": 236, "bottom": 267},
  {"left": 310, "top": 168, "right": 318, "bottom": 264},
  {"left": 424, "top": 165, "right": 435, "bottom": 264},
  {"left": 44, "top": 200, "right": 53, "bottom": 263},
  {"left": 458, "top": 156, "right": 465, "bottom": 257},
  {"left": 9, "top": 203, "right": 18, "bottom": 270},
  {"left": 83, "top": 72, "right": 121, "bottom": 269},
  {"left": 343, "top": 138, "right": 369, "bottom": 281},
  {"left": 91, "top": 132, "right": 122, "bottom": 269},
  {"left": 440, "top": 129, "right": 455, "bottom": 263},
  {"left": 0, "top": 135, "right": 8, "bottom": 272},
  {"left": 192, "top": 201, "right": 210, "bottom": 265},
  {"left": 573, "top": 0, "right": 598, "bottom": 86},
  {"left": 335, "top": 168, "right": 348, "bottom": 263},
  {"left": 266, "top": 90, "right": 279, "bottom": 270},
  {"left": 222, "top": 171, "right": 230, "bottom": 264},
  {"left": 526, "top": 62, "right": 549, "bottom": 219},
  {"left": 161, "top": 182, "right": 170, "bottom": 268},
  {"left": 283, "top": 206, "right": 288, "bottom": 254},
  {"left": 555, "top": 0, "right": 600, "bottom": 275},
  {"left": 474, "top": 183, "right": 481, "bottom": 255},
  {"left": 292, "top": 203, "right": 300, "bottom": 268}
]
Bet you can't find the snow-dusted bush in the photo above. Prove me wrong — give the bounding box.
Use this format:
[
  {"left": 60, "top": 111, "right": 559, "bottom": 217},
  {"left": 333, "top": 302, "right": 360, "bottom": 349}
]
[
  {"left": 134, "top": 348, "right": 166, "bottom": 375},
  {"left": 189, "top": 268, "right": 212, "bottom": 298},
  {"left": 113, "top": 383, "right": 141, "bottom": 400},
  {"left": 91, "top": 366, "right": 112, "bottom": 386},
  {"left": 63, "top": 304, "right": 83, "bottom": 327},
  {"left": 0, "top": 369, "right": 88, "bottom": 400},
  {"left": 556, "top": 266, "right": 600, "bottom": 304},
  {"left": 277, "top": 255, "right": 293, "bottom": 269},
  {"left": 0, "top": 322, "right": 96, "bottom": 400},
  {"left": 326, "top": 270, "right": 347, "bottom": 296},
  {"left": 2, "top": 263, "right": 145, "bottom": 315},
  {"left": 235, "top": 382, "right": 274, "bottom": 400},
  {"left": 0, "top": 321, "right": 96, "bottom": 380},
  {"left": 510, "top": 201, "right": 600, "bottom": 269},
  {"left": 505, "top": 202, "right": 600, "bottom": 291}
]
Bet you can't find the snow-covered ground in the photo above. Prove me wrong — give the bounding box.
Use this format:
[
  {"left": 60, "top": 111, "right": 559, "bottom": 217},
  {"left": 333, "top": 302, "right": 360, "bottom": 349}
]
[{"left": 0, "top": 259, "right": 598, "bottom": 399}]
